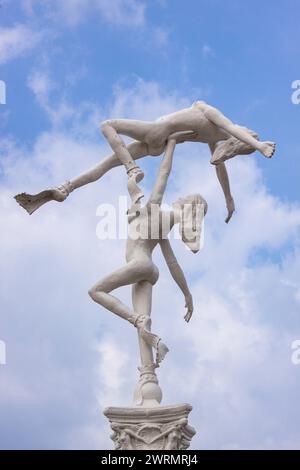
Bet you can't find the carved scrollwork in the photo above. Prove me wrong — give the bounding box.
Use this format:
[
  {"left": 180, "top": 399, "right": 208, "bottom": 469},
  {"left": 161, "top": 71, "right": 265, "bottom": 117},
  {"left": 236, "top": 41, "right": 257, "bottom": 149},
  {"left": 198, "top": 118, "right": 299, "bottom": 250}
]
[{"left": 110, "top": 417, "right": 194, "bottom": 450}]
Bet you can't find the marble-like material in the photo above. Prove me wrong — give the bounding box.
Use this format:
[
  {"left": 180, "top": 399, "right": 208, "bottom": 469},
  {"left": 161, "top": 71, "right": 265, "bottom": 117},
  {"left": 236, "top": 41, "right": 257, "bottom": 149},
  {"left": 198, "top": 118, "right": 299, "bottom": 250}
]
[
  {"left": 104, "top": 404, "right": 196, "bottom": 450},
  {"left": 15, "top": 100, "right": 275, "bottom": 224},
  {"left": 14, "top": 101, "right": 276, "bottom": 449}
]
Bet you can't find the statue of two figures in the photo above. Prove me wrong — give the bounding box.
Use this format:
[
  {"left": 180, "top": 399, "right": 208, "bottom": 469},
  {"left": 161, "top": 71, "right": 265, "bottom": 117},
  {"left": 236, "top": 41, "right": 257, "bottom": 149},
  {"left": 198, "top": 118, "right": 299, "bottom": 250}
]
[{"left": 15, "top": 101, "right": 275, "bottom": 449}]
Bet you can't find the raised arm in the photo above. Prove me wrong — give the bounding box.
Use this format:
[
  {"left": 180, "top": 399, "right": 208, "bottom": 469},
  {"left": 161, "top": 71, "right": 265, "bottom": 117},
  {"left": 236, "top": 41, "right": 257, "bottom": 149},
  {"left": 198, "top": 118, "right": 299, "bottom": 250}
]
[
  {"left": 203, "top": 104, "right": 275, "bottom": 158},
  {"left": 148, "top": 137, "right": 176, "bottom": 206},
  {"left": 159, "top": 238, "right": 193, "bottom": 322},
  {"left": 148, "top": 131, "right": 196, "bottom": 206}
]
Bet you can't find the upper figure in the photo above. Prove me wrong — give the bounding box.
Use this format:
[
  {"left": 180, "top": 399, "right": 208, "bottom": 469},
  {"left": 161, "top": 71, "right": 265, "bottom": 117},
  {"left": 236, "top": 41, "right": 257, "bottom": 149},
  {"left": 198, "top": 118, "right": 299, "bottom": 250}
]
[{"left": 15, "top": 100, "right": 275, "bottom": 223}]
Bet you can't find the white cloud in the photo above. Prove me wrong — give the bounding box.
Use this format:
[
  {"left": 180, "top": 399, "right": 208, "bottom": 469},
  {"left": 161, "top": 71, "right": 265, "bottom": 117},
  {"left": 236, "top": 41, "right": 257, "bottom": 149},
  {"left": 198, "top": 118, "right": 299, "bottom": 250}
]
[
  {"left": 151, "top": 26, "right": 170, "bottom": 49},
  {"left": 1, "top": 77, "right": 300, "bottom": 449},
  {"left": 27, "top": 69, "right": 103, "bottom": 134},
  {"left": 110, "top": 77, "right": 190, "bottom": 120},
  {"left": 27, "top": 70, "right": 54, "bottom": 97},
  {"left": 22, "top": 0, "right": 145, "bottom": 27},
  {"left": 95, "top": 338, "right": 133, "bottom": 408},
  {"left": 95, "top": 0, "right": 145, "bottom": 27},
  {"left": 0, "top": 24, "right": 42, "bottom": 64}
]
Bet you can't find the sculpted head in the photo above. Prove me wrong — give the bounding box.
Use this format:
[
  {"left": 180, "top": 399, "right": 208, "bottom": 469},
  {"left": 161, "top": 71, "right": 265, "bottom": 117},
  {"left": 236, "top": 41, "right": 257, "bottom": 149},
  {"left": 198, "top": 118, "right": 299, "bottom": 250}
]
[{"left": 172, "top": 194, "right": 208, "bottom": 253}]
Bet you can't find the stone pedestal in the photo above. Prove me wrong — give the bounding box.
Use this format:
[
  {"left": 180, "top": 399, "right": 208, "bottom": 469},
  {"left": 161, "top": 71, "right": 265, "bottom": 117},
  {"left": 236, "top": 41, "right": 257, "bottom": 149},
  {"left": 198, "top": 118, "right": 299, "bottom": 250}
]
[
  {"left": 104, "top": 403, "right": 196, "bottom": 450},
  {"left": 104, "top": 309, "right": 196, "bottom": 450},
  {"left": 133, "top": 363, "right": 162, "bottom": 407}
]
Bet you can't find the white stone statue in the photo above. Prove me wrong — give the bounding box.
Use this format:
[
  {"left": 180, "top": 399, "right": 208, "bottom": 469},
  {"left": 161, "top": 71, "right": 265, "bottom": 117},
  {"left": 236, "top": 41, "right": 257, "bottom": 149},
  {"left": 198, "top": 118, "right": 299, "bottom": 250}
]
[
  {"left": 15, "top": 100, "right": 275, "bottom": 223},
  {"left": 14, "top": 101, "right": 276, "bottom": 449}
]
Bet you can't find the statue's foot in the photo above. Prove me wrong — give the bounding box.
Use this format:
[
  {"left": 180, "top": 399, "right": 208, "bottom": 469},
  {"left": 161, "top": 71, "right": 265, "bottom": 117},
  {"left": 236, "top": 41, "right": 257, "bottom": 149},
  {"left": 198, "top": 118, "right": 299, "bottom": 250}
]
[
  {"left": 15, "top": 190, "right": 56, "bottom": 215},
  {"left": 259, "top": 141, "right": 276, "bottom": 159},
  {"left": 14, "top": 181, "right": 73, "bottom": 215},
  {"left": 130, "top": 313, "right": 169, "bottom": 365}
]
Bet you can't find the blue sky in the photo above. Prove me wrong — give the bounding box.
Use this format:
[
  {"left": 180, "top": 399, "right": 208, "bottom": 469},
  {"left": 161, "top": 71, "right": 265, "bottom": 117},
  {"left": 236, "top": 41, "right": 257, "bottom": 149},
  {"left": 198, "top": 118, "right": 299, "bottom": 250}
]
[
  {"left": 1, "top": 0, "right": 300, "bottom": 450},
  {"left": 2, "top": 0, "right": 300, "bottom": 198}
]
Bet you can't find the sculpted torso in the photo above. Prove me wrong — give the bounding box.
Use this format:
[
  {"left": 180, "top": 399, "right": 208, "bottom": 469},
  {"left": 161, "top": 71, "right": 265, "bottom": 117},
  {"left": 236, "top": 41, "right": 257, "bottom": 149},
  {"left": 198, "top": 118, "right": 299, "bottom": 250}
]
[
  {"left": 153, "top": 102, "right": 229, "bottom": 145},
  {"left": 126, "top": 206, "right": 173, "bottom": 263}
]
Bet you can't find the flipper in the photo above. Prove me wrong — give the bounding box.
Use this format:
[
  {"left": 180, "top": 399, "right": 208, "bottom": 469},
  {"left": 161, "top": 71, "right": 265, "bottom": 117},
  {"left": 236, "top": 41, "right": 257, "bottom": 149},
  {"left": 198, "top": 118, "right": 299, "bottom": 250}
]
[
  {"left": 14, "top": 181, "right": 74, "bottom": 215},
  {"left": 14, "top": 190, "right": 58, "bottom": 215}
]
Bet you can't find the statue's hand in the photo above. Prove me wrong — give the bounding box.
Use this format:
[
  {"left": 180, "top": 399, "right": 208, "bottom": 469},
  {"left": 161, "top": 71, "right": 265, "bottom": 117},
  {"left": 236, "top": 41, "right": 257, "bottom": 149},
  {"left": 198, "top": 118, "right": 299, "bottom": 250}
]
[
  {"left": 225, "top": 196, "right": 235, "bottom": 224},
  {"left": 184, "top": 293, "right": 194, "bottom": 323},
  {"left": 169, "top": 131, "right": 198, "bottom": 144}
]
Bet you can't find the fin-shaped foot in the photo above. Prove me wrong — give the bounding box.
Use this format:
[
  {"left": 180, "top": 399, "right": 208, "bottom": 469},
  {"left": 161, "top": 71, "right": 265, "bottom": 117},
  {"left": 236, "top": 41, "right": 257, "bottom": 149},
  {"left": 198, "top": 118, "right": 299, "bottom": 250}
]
[
  {"left": 14, "top": 190, "right": 57, "bottom": 215},
  {"left": 14, "top": 181, "right": 73, "bottom": 215}
]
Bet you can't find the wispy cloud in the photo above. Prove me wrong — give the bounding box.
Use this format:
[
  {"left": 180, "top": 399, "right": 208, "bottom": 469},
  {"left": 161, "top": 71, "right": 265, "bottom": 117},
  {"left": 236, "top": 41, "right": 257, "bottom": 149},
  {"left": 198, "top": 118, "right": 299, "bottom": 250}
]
[
  {"left": 22, "top": 0, "right": 146, "bottom": 28},
  {"left": 202, "top": 44, "right": 215, "bottom": 59},
  {"left": 0, "top": 24, "right": 42, "bottom": 64},
  {"left": 27, "top": 68, "right": 103, "bottom": 135}
]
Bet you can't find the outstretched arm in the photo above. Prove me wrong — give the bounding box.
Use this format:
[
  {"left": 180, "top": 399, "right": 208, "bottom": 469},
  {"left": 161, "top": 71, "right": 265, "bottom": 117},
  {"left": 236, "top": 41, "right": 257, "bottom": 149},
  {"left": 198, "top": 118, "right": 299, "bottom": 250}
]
[
  {"left": 148, "top": 131, "right": 196, "bottom": 206},
  {"left": 160, "top": 238, "right": 194, "bottom": 322},
  {"left": 215, "top": 162, "right": 235, "bottom": 224},
  {"left": 209, "top": 143, "right": 235, "bottom": 223},
  {"left": 203, "top": 104, "right": 275, "bottom": 158},
  {"left": 148, "top": 137, "right": 176, "bottom": 206}
]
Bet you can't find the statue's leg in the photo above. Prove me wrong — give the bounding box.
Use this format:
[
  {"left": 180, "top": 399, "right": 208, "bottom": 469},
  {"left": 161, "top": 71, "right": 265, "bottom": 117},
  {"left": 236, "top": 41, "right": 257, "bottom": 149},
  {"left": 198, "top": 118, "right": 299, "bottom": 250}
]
[
  {"left": 88, "top": 261, "right": 168, "bottom": 364},
  {"left": 132, "top": 281, "right": 154, "bottom": 367},
  {"left": 14, "top": 141, "right": 149, "bottom": 215},
  {"left": 101, "top": 119, "right": 151, "bottom": 176},
  {"left": 132, "top": 281, "right": 166, "bottom": 405},
  {"left": 132, "top": 281, "right": 169, "bottom": 365},
  {"left": 88, "top": 260, "right": 144, "bottom": 321},
  {"left": 100, "top": 119, "right": 158, "bottom": 202}
]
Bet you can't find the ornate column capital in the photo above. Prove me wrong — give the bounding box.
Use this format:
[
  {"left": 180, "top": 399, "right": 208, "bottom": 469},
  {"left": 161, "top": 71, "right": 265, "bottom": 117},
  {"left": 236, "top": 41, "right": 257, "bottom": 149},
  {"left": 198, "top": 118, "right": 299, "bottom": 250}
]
[{"left": 104, "top": 403, "right": 196, "bottom": 450}]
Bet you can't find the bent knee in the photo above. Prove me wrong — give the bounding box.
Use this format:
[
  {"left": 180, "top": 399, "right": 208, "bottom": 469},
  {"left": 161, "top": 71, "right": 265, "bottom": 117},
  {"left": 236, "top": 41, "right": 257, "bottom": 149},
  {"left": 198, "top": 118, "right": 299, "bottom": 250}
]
[
  {"left": 88, "top": 285, "right": 102, "bottom": 301},
  {"left": 101, "top": 120, "right": 111, "bottom": 133},
  {"left": 88, "top": 287, "right": 97, "bottom": 301},
  {"left": 101, "top": 119, "right": 118, "bottom": 132},
  {"left": 88, "top": 282, "right": 110, "bottom": 300}
]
